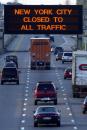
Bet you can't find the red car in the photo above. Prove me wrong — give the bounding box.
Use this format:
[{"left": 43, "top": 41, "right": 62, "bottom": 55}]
[
  {"left": 64, "top": 68, "right": 72, "bottom": 79},
  {"left": 34, "top": 81, "right": 58, "bottom": 105}
]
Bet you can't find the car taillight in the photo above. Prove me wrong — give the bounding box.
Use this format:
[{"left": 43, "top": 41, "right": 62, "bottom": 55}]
[{"left": 34, "top": 90, "right": 41, "bottom": 96}]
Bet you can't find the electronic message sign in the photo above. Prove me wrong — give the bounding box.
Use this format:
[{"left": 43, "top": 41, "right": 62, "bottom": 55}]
[{"left": 4, "top": 5, "right": 83, "bottom": 34}]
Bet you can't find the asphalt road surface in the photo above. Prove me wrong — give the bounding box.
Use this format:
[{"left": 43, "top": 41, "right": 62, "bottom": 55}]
[{"left": 0, "top": 35, "right": 87, "bottom": 130}]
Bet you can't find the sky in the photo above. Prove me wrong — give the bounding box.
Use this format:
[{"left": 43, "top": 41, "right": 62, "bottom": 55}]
[{"left": 0, "top": 0, "right": 76, "bottom": 5}]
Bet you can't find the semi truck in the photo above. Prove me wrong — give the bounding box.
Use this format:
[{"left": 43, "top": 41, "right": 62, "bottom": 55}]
[
  {"left": 30, "top": 37, "right": 51, "bottom": 70},
  {"left": 72, "top": 51, "right": 87, "bottom": 98}
]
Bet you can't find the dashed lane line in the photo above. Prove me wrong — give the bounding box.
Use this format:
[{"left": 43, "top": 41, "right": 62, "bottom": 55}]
[
  {"left": 20, "top": 127, "right": 25, "bottom": 130},
  {"left": 21, "top": 120, "right": 26, "bottom": 123},
  {"left": 55, "top": 70, "right": 79, "bottom": 130}
]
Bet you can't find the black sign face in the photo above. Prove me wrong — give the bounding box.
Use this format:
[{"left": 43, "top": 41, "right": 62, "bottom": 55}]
[{"left": 4, "top": 5, "right": 83, "bottom": 34}]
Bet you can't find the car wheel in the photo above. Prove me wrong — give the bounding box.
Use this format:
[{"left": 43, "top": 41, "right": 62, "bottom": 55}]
[
  {"left": 62, "top": 61, "right": 64, "bottom": 64},
  {"left": 34, "top": 122, "right": 38, "bottom": 127},
  {"left": 54, "top": 99, "right": 57, "bottom": 105},
  {"left": 1, "top": 81, "right": 4, "bottom": 85},
  {"left": 16, "top": 80, "right": 19, "bottom": 85},
  {"left": 34, "top": 100, "right": 37, "bottom": 105},
  {"left": 82, "top": 110, "right": 86, "bottom": 114},
  {"left": 64, "top": 77, "right": 66, "bottom": 79},
  {"left": 56, "top": 121, "right": 60, "bottom": 127}
]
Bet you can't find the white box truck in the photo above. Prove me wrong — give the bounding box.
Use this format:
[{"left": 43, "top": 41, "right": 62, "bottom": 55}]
[{"left": 72, "top": 51, "right": 87, "bottom": 98}]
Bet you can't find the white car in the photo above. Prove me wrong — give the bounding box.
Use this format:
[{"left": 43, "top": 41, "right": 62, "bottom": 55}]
[{"left": 62, "top": 52, "right": 72, "bottom": 64}]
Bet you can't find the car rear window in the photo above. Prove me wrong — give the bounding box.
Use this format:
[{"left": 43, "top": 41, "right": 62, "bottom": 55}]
[
  {"left": 37, "top": 84, "right": 54, "bottom": 91},
  {"left": 64, "top": 53, "right": 72, "bottom": 56},
  {"left": 2, "top": 68, "right": 17, "bottom": 77},
  {"left": 38, "top": 107, "right": 56, "bottom": 113}
]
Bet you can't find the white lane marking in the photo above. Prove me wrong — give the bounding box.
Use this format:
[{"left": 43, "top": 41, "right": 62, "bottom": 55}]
[
  {"left": 26, "top": 83, "right": 29, "bottom": 86},
  {"left": 20, "top": 127, "right": 25, "bottom": 130},
  {"left": 24, "top": 103, "right": 27, "bottom": 106},
  {"left": 21, "top": 120, "right": 25, "bottom": 123},
  {"left": 22, "top": 114, "right": 26, "bottom": 117},
  {"left": 67, "top": 107, "right": 70, "bottom": 110},
  {"left": 62, "top": 89, "right": 65, "bottom": 92},
  {"left": 23, "top": 108, "right": 27, "bottom": 111},
  {"left": 73, "top": 126, "right": 78, "bottom": 129},
  {"left": 24, "top": 98, "right": 28, "bottom": 101},
  {"left": 64, "top": 97, "right": 67, "bottom": 100},
  {"left": 25, "top": 90, "right": 29, "bottom": 93},
  {"left": 25, "top": 93, "right": 28, "bottom": 97},
  {"left": 69, "top": 113, "right": 72, "bottom": 116},
  {"left": 27, "top": 77, "right": 29, "bottom": 80},
  {"left": 71, "top": 120, "right": 75, "bottom": 123},
  {"left": 27, "top": 80, "right": 29, "bottom": 83}
]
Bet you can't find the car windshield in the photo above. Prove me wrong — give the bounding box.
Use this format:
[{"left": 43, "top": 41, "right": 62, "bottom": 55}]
[
  {"left": 37, "top": 83, "right": 54, "bottom": 91},
  {"left": 38, "top": 107, "right": 56, "bottom": 113},
  {"left": 64, "top": 53, "right": 72, "bottom": 56},
  {"left": 67, "top": 69, "right": 72, "bottom": 72},
  {"left": 6, "top": 56, "right": 17, "bottom": 61}
]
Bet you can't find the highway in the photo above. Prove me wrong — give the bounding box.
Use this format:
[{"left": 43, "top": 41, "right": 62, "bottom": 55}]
[{"left": 0, "top": 35, "right": 87, "bottom": 130}]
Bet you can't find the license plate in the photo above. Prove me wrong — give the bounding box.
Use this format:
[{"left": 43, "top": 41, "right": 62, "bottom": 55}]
[
  {"left": 41, "top": 98, "right": 50, "bottom": 101},
  {"left": 43, "top": 117, "right": 51, "bottom": 120}
]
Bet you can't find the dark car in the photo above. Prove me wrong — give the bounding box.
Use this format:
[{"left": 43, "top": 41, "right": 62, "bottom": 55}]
[
  {"left": 56, "top": 52, "right": 63, "bottom": 60},
  {"left": 34, "top": 106, "right": 61, "bottom": 127},
  {"left": 54, "top": 47, "right": 63, "bottom": 55},
  {"left": 1, "top": 67, "right": 19, "bottom": 85},
  {"left": 5, "top": 55, "right": 18, "bottom": 68},
  {"left": 82, "top": 96, "right": 87, "bottom": 114},
  {"left": 34, "top": 81, "right": 57, "bottom": 105},
  {"left": 64, "top": 68, "right": 72, "bottom": 79}
]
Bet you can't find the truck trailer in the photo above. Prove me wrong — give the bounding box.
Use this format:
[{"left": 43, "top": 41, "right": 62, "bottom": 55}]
[
  {"left": 30, "top": 37, "right": 51, "bottom": 70},
  {"left": 72, "top": 51, "right": 87, "bottom": 98}
]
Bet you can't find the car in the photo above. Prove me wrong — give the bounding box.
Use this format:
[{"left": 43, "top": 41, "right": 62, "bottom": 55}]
[
  {"left": 82, "top": 96, "right": 87, "bottom": 114},
  {"left": 1, "top": 67, "right": 19, "bottom": 85},
  {"left": 5, "top": 55, "right": 18, "bottom": 68},
  {"left": 56, "top": 52, "right": 63, "bottom": 60},
  {"left": 62, "top": 51, "right": 72, "bottom": 64},
  {"left": 33, "top": 106, "right": 61, "bottom": 127},
  {"left": 34, "top": 81, "right": 58, "bottom": 105},
  {"left": 64, "top": 68, "right": 72, "bottom": 79},
  {"left": 54, "top": 47, "right": 63, "bottom": 55}
]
